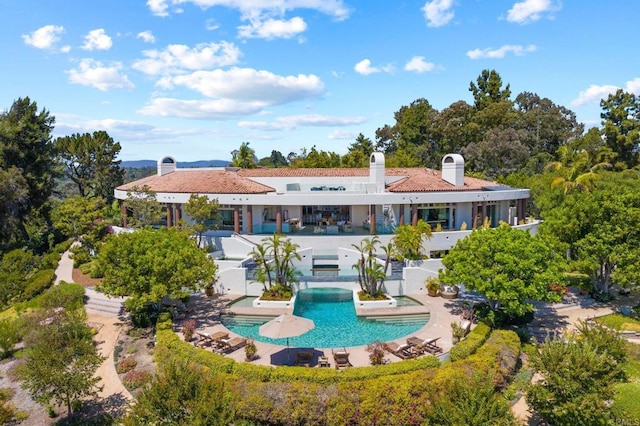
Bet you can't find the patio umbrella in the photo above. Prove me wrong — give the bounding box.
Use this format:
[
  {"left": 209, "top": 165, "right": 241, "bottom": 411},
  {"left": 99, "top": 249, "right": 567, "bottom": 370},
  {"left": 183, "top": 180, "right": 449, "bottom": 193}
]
[{"left": 259, "top": 313, "right": 315, "bottom": 362}]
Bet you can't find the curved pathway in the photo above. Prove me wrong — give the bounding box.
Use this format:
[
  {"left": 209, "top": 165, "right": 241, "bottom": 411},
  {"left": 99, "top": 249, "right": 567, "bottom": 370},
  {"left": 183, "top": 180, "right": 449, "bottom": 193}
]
[{"left": 54, "top": 249, "right": 133, "bottom": 405}]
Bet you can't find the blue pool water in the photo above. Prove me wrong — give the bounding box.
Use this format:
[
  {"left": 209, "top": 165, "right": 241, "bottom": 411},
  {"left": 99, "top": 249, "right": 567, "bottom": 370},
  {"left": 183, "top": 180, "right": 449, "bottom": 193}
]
[{"left": 222, "top": 288, "right": 429, "bottom": 348}]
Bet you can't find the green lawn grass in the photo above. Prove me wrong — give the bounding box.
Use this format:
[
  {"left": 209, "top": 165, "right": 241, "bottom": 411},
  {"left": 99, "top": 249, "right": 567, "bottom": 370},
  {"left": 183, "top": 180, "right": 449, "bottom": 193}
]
[{"left": 595, "top": 313, "right": 640, "bottom": 332}]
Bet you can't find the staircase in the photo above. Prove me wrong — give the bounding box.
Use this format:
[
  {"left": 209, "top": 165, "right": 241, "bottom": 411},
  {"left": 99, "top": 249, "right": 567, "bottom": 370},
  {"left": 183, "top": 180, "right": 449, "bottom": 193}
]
[{"left": 84, "top": 287, "right": 125, "bottom": 317}]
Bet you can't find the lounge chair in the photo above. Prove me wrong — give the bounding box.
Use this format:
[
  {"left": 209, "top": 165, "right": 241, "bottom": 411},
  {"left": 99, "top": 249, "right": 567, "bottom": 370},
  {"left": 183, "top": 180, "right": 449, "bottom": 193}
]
[
  {"left": 460, "top": 320, "right": 472, "bottom": 336},
  {"left": 216, "top": 337, "right": 247, "bottom": 354},
  {"left": 406, "top": 336, "right": 442, "bottom": 355},
  {"left": 385, "top": 341, "right": 415, "bottom": 359},
  {"left": 295, "top": 350, "right": 313, "bottom": 367},
  {"left": 332, "top": 348, "right": 352, "bottom": 370}
]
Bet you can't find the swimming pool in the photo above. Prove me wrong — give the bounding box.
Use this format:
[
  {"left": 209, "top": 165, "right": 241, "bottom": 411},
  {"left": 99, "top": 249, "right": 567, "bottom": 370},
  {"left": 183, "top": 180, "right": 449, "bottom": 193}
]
[{"left": 222, "top": 288, "right": 429, "bottom": 348}]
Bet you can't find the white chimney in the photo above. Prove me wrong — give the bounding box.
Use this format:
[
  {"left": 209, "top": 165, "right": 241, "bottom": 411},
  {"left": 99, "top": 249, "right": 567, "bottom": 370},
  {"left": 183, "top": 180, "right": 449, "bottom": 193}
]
[
  {"left": 441, "top": 154, "right": 464, "bottom": 187},
  {"left": 157, "top": 156, "right": 177, "bottom": 176},
  {"left": 369, "top": 152, "right": 386, "bottom": 193}
]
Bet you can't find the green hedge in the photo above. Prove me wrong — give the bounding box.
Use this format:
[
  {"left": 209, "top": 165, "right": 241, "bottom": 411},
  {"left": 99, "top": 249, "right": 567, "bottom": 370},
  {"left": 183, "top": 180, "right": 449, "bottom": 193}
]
[
  {"left": 449, "top": 322, "right": 491, "bottom": 362},
  {"left": 155, "top": 318, "right": 440, "bottom": 384},
  {"left": 21, "top": 269, "right": 56, "bottom": 301},
  {"left": 146, "top": 321, "right": 521, "bottom": 425}
]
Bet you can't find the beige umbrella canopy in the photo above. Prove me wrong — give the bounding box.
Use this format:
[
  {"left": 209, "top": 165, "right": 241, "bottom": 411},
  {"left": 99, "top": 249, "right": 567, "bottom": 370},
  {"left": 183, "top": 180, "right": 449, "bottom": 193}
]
[{"left": 259, "top": 313, "right": 315, "bottom": 359}]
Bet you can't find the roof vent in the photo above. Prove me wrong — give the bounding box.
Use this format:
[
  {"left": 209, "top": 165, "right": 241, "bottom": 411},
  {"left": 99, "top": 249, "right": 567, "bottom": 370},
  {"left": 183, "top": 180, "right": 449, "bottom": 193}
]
[{"left": 441, "top": 154, "right": 464, "bottom": 186}]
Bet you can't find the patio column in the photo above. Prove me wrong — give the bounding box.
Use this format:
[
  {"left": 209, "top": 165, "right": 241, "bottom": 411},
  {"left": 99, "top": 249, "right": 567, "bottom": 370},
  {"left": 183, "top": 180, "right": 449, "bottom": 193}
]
[
  {"left": 398, "top": 204, "right": 405, "bottom": 225},
  {"left": 471, "top": 202, "right": 478, "bottom": 229},
  {"left": 246, "top": 205, "right": 253, "bottom": 234},
  {"left": 517, "top": 198, "right": 527, "bottom": 224},
  {"left": 411, "top": 204, "right": 418, "bottom": 227},
  {"left": 120, "top": 201, "right": 128, "bottom": 227},
  {"left": 233, "top": 205, "right": 240, "bottom": 234},
  {"left": 276, "top": 206, "right": 282, "bottom": 234},
  {"left": 167, "top": 203, "right": 173, "bottom": 227},
  {"left": 175, "top": 204, "right": 181, "bottom": 225},
  {"left": 370, "top": 205, "right": 376, "bottom": 235},
  {"left": 481, "top": 202, "right": 487, "bottom": 228}
]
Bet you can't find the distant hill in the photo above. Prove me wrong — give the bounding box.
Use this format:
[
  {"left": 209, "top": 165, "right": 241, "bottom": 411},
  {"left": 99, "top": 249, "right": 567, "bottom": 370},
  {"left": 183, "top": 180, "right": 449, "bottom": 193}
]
[{"left": 120, "top": 159, "right": 230, "bottom": 168}]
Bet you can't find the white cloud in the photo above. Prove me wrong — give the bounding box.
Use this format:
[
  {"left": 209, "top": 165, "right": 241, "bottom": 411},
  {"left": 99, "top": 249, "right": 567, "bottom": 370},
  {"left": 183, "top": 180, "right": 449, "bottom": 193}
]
[
  {"left": 137, "top": 31, "right": 156, "bottom": 43},
  {"left": 626, "top": 77, "right": 640, "bottom": 94},
  {"left": 205, "top": 18, "right": 219, "bottom": 30},
  {"left": 81, "top": 29, "right": 113, "bottom": 51},
  {"left": 238, "top": 114, "right": 366, "bottom": 130},
  {"left": 238, "top": 16, "right": 307, "bottom": 40},
  {"left": 354, "top": 59, "right": 379, "bottom": 75},
  {"left": 571, "top": 84, "right": 620, "bottom": 107},
  {"left": 149, "top": 0, "right": 351, "bottom": 21},
  {"left": 354, "top": 59, "right": 394, "bottom": 75},
  {"left": 506, "top": 0, "right": 559, "bottom": 24},
  {"left": 164, "top": 68, "right": 324, "bottom": 104},
  {"left": 133, "top": 41, "right": 241, "bottom": 75},
  {"left": 146, "top": 1, "right": 350, "bottom": 40},
  {"left": 60, "top": 45, "right": 72, "bottom": 53},
  {"left": 404, "top": 56, "right": 435, "bottom": 73},
  {"left": 139, "top": 68, "right": 324, "bottom": 119},
  {"left": 22, "top": 25, "right": 65, "bottom": 50},
  {"left": 147, "top": 0, "right": 169, "bottom": 17},
  {"left": 138, "top": 98, "right": 265, "bottom": 119},
  {"left": 571, "top": 78, "right": 640, "bottom": 107},
  {"left": 67, "top": 59, "right": 134, "bottom": 91},
  {"left": 466, "top": 44, "right": 537, "bottom": 59},
  {"left": 422, "top": 0, "right": 455, "bottom": 27},
  {"left": 328, "top": 129, "right": 359, "bottom": 140}
]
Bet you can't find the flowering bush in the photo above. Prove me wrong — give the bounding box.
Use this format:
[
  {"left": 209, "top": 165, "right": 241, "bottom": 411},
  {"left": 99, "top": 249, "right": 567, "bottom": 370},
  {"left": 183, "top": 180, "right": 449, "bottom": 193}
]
[
  {"left": 116, "top": 357, "right": 138, "bottom": 374},
  {"left": 366, "top": 340, "right": 386, "bottom": 366},
  {"left": 122, "top": 370, "right": 152, "bottom": 389}
]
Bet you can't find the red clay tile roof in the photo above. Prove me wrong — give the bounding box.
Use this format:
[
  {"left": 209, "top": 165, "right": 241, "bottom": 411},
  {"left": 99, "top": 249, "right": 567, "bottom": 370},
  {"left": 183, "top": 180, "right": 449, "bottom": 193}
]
[
  {"left": 117, "top": 171, "right": 274, "bottom": 194},
  {"left": 384, "top": 168, "right": 495, "bottom": 192},
  {"left": 238, "top": 168, "right": 369, "bottom": 177},
  {"left": 117, "top": 167, "right": 496, "bottom": 194}
]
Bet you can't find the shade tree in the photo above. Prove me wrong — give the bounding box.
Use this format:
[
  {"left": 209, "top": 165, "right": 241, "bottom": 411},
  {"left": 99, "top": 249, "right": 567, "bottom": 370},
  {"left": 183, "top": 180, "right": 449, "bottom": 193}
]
[
  {"left": 20, "top": 309, "right": 105, "bottom": 417},
  {"left": 55, "top": 131, "right": 125, "bottom": 203},
  {"left": 439, "top": 225, "right": 567, "bottom": 318},
  {"left": 95, "top": 227, "right": 217, "bottom": 314}
]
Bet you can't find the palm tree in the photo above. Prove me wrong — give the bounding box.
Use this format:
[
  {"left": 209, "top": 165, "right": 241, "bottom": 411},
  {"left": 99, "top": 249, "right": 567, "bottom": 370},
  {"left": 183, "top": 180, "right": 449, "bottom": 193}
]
[
  {"left": 352, "top": 237, "right": 388, "bottom": 297},
  {"left": 546, "top": 133, "right": 615, "bottom": 193},
  {"left": 251, "top": 234, "right": 301, "bottom": 296},
  {"left": 392, "top": 221, "right": 432, "bottom": 262},
  {"left": 230, "top": 142, "right": 257, "bottom": 169}
]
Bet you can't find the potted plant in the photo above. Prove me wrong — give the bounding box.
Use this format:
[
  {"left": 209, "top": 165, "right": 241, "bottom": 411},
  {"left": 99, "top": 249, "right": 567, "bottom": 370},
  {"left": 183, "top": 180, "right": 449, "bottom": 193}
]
[
  {"left": 366, "top": 340, "right": 386, "bottom": 365},
  {"left": 426, "top": 277, "right": 440, "bottom": 297},
  {"left": 181, "top": 319, "right": 196, "bottom": 342},
  {"left": 245, "top": 340, "right": 257, "bottom": 361},
  {"left": 451, "top": 322, "right": 466, "bottom": 344}
]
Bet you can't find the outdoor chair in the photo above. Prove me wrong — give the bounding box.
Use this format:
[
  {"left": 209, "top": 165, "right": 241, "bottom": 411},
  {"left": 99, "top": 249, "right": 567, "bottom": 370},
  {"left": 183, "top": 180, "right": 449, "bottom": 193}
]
[
  {"left": 406, "top": 336, "right": 442, "bottom": 355},
  {"left": 384, "top": 341, "right": 415, "bottom": 359},
  {"left": 216, "top": 337, "right": 247, "bottom": 354},
  {"left": 332, "top": 348, "right": 352, "bottom": 370}
]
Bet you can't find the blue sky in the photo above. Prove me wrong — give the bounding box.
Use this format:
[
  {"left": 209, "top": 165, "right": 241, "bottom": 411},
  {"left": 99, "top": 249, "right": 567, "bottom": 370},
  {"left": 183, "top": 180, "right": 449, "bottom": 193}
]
[{"left": 2, "top": 0, "right": 639, "bottom": 161}]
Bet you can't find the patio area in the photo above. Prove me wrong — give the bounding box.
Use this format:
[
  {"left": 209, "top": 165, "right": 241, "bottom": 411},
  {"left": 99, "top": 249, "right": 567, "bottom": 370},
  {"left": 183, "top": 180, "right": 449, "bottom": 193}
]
[{"left": 178, "top": 290, "right": 470, "bottom": 368}]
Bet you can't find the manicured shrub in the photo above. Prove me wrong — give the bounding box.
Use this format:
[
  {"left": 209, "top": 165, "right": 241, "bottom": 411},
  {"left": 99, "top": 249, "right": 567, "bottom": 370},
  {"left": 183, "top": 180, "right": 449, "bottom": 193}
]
[
  {"left": 21, "top": 269, "right": 56, "bottom": 301},
  {"left": 70, "top": 245, "right": 91, "bottom": 268},
  {"left": 450, "top": 322, "right": 491, "bottom": 361},
  {"left": 116, "top": 358, "right": 138, "bottom": 374},
  {"left": 40, "top": 282, "right": 85, "bottom": 310}
]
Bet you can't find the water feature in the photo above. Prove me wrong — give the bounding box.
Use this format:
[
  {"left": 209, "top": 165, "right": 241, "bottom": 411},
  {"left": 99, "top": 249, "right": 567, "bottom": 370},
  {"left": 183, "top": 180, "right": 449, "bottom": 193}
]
[{"left": 222, "top": 288, "right": 429, "bottom": 348}]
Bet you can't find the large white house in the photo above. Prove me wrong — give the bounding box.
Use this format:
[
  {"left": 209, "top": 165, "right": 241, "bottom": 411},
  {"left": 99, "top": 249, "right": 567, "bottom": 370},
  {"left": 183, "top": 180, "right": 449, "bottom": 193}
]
[
  {"left": 115, "top": 153, "right": 537, "bottom": 296},
  {"left": 115, "top": 152, "right": 530, "bottom": 238}
]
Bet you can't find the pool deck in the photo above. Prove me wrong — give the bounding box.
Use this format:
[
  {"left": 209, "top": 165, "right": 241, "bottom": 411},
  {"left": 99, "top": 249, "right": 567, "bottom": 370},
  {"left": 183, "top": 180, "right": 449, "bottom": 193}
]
[{"left": 183, "top": 291, "right": 471, "bottom": 368}]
